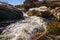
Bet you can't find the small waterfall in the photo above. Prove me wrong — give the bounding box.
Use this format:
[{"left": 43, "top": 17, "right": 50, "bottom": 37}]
[
  {"left": 23, "top": 12, "right": 28, "bottom": 17},
  {"left": 0, "top": 16, "right": 47, "bottom": 40}
]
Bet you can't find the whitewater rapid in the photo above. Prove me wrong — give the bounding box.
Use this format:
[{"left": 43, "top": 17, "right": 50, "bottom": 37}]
[{"left": 0, "top": 16, "right": 48, "bottom": 40}]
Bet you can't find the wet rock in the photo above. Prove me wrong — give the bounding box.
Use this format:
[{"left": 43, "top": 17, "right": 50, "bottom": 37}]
[
  {"left": 0, "top": 2, "right": 24, "bottom": 21},
  {"left": 0, "top": 28, "right": 3, "bottom": 33}
]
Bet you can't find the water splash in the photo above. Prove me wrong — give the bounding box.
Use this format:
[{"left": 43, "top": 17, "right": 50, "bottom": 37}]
[{"left": 0, "top": 16, "right": 48, "bottom": 40}]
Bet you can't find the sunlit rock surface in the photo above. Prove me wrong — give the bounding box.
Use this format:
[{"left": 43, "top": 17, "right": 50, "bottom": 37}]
[
  {"left": 27, "top": 6, "right": 52, "bottom": 18},
  {"left": 0, "top": 16, "right": 48, "bottom": 40},
  {"left": 51, "top": 8, "right": 60, "bottom": 20},
  {"left": 29, "top": 6, "right": 49, "bottom": 11}
]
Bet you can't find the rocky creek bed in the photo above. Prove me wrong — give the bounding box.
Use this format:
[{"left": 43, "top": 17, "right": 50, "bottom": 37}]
[{"left": 0, "top": 2, "right": 60, "bottom": 40}]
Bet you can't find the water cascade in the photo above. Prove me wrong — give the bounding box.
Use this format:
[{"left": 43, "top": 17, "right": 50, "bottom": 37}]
[{"left": 0, "top": 16, "right": 48, "bottom": 40}]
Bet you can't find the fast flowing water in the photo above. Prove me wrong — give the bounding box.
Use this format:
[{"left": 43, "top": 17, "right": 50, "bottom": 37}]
[{"left": 0, "top": 16, "right": 47, "bottom": 40}]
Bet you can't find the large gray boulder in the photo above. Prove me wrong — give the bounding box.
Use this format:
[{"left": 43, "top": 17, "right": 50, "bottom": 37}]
[{"left": 0, "top": 2, "right": 24, "bottom": 21}]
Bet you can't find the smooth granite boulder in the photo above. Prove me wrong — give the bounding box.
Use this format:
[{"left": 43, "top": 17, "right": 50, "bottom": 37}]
[{"left": 0, "top": 2, "right": 24, "bottom": 21}]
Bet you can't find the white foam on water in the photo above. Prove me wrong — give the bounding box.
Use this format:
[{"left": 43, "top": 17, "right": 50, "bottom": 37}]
[{"left": 1, "top": 16, "right": 48, "bottom": 40}]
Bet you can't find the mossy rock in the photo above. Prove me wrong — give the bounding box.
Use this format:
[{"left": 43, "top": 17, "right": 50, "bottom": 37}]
[
  {"left": 39, "top": 20, "right": 60, "bottom": 40},
  {"left": 47, "top": 21, "right": 60, "bottom": 36}
]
